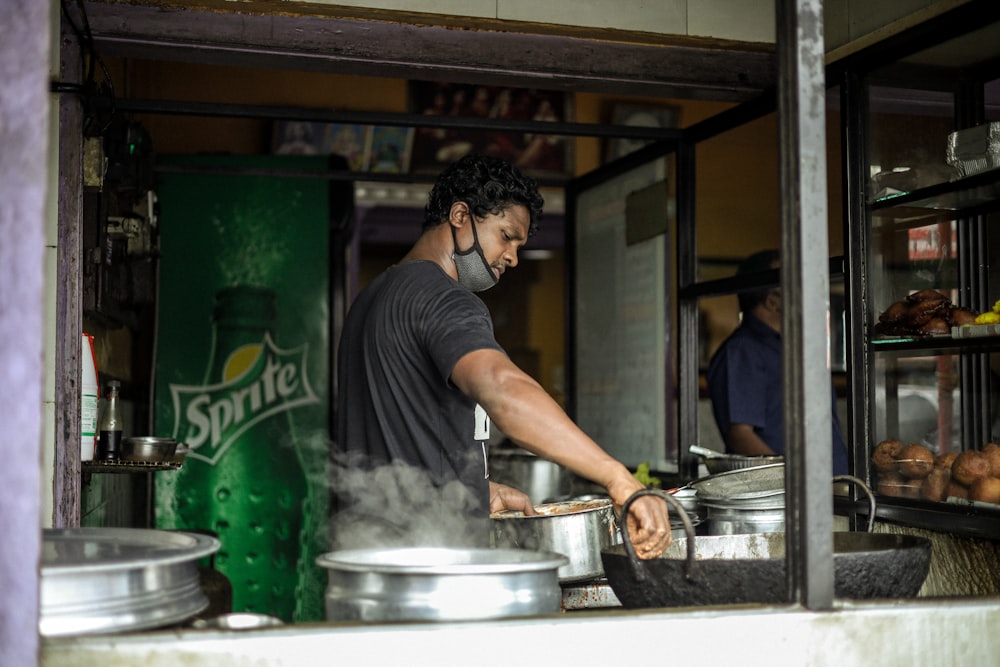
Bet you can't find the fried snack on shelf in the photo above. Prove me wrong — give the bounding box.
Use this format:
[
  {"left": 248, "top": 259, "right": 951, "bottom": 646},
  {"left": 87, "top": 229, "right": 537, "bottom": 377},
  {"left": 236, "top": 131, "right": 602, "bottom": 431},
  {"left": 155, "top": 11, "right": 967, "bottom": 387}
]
[
  {"left": 982, "top": 443, "right": 1000, "bottom": 477},
  {"left": 921, "top": 467, "right": 951, "bottom": 502},
  {"left": 874, "top": 289, "right": 980, "bottom": 337},
  {"left": 876, "top": 471, "right": 907, "bottom": 497},
  {"left": 897, "top": 443, "right": 934, "bottom": 479},
  {"left": 951, "top": 450, "right": 991, "bottom": 487},
  {"left": 947, "top": 482, "right": 970, "bottom": 499},
  {"left": 969, "top": 476, "right": 1000, "bottom": 504},
  {"left": 935, "top": 451, "right": 959, "bottom": 470},
  {"left": 872, "top": 439, "right": 903, "bottom": 473}
]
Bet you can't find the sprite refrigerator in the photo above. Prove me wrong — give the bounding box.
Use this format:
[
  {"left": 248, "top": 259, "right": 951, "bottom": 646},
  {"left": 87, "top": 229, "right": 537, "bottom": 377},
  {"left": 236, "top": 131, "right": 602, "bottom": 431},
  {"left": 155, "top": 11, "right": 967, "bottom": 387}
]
[{"left": 153, "top": 154, "right": 344, "bottom": 622}]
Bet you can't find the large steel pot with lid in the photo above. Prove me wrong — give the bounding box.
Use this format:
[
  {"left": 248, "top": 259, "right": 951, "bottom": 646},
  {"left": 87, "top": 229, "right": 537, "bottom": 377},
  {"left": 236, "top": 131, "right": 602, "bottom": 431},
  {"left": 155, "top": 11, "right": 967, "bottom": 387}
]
[
  {"left": 490, "top": 497, "right": 620, "bottom": 582},
  {"left": 317, "top": 547, "right": 568, "bottom": 622},
  {"left": 691, "top": 463, "right": 787, "bottom": 534}
]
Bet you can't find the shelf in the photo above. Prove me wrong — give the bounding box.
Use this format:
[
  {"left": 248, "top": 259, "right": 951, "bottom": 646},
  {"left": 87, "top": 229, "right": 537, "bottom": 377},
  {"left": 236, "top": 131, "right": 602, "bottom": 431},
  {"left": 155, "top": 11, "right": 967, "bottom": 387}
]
[
  {"left": 871, "top": 167, "right": 1000, "bottom": 217},
  {"left": 871, "top": 333, "right": 1000, "bottom": 356},
  {"left": 82, "top": 459, "right": 183, "bottom": 474}
]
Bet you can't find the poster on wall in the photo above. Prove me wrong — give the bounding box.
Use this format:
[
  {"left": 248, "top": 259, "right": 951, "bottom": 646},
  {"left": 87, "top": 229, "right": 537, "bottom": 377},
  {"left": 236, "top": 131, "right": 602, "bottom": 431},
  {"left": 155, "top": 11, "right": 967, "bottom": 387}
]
[
  {"left": 409, "top": 81, "right": 571, "bottom": 178},
  {"left": 272, "top": 121, "right": 415, "bottom": 174},
  {"left": 152, "top": 154, "right": 334, "bottom": 623}
]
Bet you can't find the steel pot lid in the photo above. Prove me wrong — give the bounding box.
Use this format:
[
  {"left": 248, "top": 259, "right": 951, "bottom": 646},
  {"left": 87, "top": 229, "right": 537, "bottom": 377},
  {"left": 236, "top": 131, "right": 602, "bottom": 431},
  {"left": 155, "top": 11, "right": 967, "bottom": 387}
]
[
  {"left": 41, "top": 528, "right": 220, "bottom": 637},
  {"left": 690, "top": 463, "right": 786, "bottom": 501}
]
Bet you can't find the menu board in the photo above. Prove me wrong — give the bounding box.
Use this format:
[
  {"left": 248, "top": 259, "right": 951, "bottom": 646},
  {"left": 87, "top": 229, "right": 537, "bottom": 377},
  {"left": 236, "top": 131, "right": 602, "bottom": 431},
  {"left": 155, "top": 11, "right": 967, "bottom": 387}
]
[{"left": 573, "top": 158, "right": 672, "bottom": 471}]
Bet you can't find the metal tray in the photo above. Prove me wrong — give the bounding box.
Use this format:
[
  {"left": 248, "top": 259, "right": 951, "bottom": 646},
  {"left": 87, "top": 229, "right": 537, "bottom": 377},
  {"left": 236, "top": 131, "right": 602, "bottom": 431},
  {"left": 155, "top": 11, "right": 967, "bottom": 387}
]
[{"left": 41, "top": 528, "right": 220, "bottom": 637}]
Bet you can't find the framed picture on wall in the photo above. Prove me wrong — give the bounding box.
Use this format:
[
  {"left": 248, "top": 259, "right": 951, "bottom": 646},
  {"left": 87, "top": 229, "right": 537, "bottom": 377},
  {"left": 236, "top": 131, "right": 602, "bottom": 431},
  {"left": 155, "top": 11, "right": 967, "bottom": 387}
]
[
  {"left": 323, "top": 123, "right": 371, "bottom": 171},
  {"left": 409, "top": 81, "right": 571, "bottom": 177},
  {"left": 365, "top": 126, "right": 415, "bottom": 174},
  {"left": 605, "top": 104, "right": 679, "bottom": 163},
  {"left": 272, "top": 121, "right": 326, "bottom": 155}
]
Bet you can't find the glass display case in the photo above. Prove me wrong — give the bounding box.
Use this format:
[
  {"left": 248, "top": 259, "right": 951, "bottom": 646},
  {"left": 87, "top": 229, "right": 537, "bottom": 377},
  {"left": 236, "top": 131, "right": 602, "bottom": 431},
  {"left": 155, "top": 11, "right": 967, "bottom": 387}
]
[{"left": 846, "top": 15, "right": 1000, "bottom": 533}]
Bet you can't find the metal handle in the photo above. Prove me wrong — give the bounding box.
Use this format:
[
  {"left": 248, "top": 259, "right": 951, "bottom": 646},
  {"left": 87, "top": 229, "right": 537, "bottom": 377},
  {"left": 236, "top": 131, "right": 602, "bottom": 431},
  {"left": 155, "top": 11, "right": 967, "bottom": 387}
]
[
  {"left": 689, "top": 444, "right": 724, "bottom": 459},
  {"left": 618, "top": 488, "right": 697, "bottom": 582},
  {"left": 833, "top": 474, "right": 877, "bottom": 533}
]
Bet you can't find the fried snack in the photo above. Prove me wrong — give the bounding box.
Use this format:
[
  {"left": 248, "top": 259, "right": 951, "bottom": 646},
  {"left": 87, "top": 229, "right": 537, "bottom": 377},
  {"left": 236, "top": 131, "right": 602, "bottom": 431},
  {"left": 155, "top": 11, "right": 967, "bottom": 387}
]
[
  {"left": 951, "top": 450, "right": 991, "bottom": 487},
  {"left": 897, "top": 443, "right": 934, "bottom": 479},
  {"left": 905, "top": 298, "right": 950, "bottom": 329},
  {"left": 947, "top": 482, "right": 969, "bottom": 499},
  {"left": 906, "top": 289, "right": 949, "bottom": 303},
  {"left": 876, "top": 471, "right": 907, "bottom": 497},
  {"left": 950, "top": 307, "right": 978, "bottom": 327},
  {"left": 982, "top": 443, "right": 1000, "bottom": 477},
  {"left": 935, "top": 451, "right": 959, "bottom": 469},
  {"left": 969, "top": 477, "right": 1000, "bottom": 504},
  {"left": 917, "top": 317, "right": 950, "bottom": 335},
  {"left": 872, "top": 439, "right": 903, "bottom": 474},
  {"left": 921, "top": 466, "right": 951, "bottom": 502}
]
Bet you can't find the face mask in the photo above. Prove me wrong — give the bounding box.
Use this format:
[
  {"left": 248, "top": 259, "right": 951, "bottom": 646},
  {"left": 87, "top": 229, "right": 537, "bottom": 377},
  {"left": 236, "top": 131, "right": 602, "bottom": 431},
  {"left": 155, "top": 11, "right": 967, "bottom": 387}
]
[{"left": 451, "top": 216, "right": 498, "bottom": 292}]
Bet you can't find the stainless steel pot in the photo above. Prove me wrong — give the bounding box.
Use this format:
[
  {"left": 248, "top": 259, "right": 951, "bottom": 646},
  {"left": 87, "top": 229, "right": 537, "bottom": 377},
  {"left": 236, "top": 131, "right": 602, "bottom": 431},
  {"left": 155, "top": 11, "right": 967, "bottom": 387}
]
[
  {"left": 316, "top": 547, "right": 567, "bottom": 622},
  {"left": 489, "top": 447, "right": 571, "bottom": 503},
  {"left": 700, "top": 501, "right": 786, "bottom": 535},
  {"left": 490, "top": 498, "right": 620, "bottom": 582},
  {"left": 40, "top": 528, "right": 220, "bottom": 636}
]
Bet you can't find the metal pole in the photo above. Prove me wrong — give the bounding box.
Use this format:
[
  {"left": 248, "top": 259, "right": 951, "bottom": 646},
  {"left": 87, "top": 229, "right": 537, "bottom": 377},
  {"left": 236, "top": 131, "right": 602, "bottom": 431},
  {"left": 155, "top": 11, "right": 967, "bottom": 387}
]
[{"left": 777, "top": 0, "right": 834, "bottom": 609}]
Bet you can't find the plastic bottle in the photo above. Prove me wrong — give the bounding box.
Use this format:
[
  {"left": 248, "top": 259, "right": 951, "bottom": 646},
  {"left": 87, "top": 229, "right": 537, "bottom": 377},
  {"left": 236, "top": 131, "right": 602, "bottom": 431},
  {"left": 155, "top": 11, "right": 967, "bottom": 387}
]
[
  {"left": 80, "top": 333, "right": 99, "bottom": 461},
  {"left": 97, "top": 380, "right": 123, "bottom": 460},
  {"left": 171, "top": 285, "right": 309, "bottom": 622}
]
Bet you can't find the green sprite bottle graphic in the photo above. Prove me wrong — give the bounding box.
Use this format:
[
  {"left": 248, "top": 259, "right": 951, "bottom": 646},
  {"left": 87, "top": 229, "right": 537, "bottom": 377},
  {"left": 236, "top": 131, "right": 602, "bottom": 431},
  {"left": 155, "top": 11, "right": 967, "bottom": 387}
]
[{"left": 170, "top": 285, "right": 317, "bottom": 621}]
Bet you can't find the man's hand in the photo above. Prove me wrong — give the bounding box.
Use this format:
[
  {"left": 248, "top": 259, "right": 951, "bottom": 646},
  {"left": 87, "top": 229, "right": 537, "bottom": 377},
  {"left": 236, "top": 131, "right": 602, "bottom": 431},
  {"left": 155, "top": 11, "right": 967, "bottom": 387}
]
[
  {"left": 606, "top": 475, "right": 672, "bottom": 559},
  {"left": 489, "top": 481, "right": 537, "bottom": 515}
]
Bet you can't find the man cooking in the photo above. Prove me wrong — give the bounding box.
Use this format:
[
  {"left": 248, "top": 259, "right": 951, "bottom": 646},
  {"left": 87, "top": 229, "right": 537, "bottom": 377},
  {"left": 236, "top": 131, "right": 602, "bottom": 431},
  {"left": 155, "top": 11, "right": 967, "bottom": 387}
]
[{"left": 334, "top": 153, "right": 671, "bottom": 559}]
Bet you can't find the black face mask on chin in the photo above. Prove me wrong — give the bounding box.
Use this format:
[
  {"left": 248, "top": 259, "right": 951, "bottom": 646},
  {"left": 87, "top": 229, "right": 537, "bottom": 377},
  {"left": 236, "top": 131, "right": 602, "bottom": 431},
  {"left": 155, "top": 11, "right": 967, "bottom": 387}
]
[{"left": 451, "top": 217, "right": 498, "bottom": 292}]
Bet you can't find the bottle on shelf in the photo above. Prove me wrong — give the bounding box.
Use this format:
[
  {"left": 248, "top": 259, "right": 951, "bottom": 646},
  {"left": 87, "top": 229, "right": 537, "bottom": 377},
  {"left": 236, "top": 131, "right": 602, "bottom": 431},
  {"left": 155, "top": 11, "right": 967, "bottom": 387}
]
[
  {"left": 97, "top": 380, "right": 123, "bottom": 460},
  {"left": 80, "top": 333, "right": 99, "bottom": 462}
]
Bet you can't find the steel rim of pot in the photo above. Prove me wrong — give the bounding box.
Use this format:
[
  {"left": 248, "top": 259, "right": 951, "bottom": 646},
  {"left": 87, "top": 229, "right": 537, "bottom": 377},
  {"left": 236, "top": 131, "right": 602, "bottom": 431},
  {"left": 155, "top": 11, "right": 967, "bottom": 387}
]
[{"left": 316, "top": 546, "right": 568, "bottom": 575}]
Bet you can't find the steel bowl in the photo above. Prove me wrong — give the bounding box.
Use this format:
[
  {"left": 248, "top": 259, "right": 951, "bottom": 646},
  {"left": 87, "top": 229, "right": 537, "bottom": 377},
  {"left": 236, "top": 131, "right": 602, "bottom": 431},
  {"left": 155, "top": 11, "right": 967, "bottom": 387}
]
[{"left": 121, "top": 436, "right": 178, "bottom": 462}]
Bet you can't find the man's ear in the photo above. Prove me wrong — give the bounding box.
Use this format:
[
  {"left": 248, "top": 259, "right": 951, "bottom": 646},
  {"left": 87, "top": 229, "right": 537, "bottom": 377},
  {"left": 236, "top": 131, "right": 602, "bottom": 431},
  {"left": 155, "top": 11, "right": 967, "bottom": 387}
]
[{"left": 448, "top": 201, "right": 470, "bottom": 229}]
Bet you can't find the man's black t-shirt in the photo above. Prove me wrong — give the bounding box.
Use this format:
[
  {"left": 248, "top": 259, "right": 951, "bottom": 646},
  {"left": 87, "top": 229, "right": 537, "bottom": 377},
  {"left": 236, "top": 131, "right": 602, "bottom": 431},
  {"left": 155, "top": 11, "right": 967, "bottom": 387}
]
[{"left": 335, "top": 260, "right": 504, "bottom": 546}]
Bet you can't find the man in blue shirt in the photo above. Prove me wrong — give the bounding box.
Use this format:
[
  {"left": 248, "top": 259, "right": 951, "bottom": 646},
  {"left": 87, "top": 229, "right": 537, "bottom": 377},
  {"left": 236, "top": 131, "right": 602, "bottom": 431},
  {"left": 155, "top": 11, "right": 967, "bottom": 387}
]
[{"left": 707, "top": 250, "right": 849, "bottom": 475}]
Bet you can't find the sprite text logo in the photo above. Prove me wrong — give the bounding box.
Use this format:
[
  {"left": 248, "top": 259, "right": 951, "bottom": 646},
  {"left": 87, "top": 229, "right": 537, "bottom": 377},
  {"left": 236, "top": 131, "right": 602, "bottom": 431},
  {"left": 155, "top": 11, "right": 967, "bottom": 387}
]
[{"left": 170, "top": 333, "right": 318, "bottom": 465}]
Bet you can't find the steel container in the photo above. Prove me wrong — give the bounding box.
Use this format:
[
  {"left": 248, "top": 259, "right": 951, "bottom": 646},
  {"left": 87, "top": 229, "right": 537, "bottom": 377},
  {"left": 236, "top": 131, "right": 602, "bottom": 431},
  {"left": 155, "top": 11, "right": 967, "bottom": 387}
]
[
  {"left": 490, "top": 498, "right": 620, "bottom": 582},
  {"left": 40, "top": 528, "right": 220, "bottom": 636},
  {"left": 317, "top": 547, "right": 567, "bottom": 622},
  {"left": 120, "top": 436, "right": 178, "bottom": 462}
]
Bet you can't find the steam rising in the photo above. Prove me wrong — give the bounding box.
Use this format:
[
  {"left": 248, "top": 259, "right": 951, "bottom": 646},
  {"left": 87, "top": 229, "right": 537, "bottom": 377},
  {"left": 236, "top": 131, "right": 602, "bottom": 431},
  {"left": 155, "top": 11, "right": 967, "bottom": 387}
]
[{"left": 329, "top": 453, "right": 491, "bottom": 550}]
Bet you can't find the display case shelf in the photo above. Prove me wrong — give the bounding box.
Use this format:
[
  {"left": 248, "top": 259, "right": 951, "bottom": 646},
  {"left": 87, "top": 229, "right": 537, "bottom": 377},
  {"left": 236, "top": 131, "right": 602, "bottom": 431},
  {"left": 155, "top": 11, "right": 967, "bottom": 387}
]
[
  {"left": 872, "top": 167, "right": 1000, "bottom": 216},
  {"left": 871, "top": 333, "right": 1000, "bottom": 355}
]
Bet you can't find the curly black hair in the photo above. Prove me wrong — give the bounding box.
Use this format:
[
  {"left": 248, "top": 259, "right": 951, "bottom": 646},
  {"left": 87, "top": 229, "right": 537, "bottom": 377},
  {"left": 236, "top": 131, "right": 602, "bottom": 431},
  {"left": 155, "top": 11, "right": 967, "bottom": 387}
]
[{"left": 423, "top": 154, "right": 544, "bottom": 235}]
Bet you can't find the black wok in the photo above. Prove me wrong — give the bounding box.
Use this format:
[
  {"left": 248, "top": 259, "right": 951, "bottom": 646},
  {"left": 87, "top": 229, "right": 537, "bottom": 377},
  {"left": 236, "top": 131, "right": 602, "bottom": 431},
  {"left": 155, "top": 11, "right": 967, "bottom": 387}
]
[{"left": 601, "top": 489, "right": 932, "bottom": 608}]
